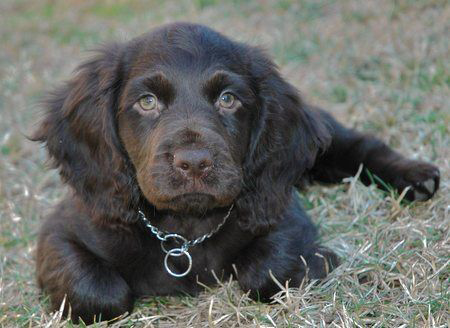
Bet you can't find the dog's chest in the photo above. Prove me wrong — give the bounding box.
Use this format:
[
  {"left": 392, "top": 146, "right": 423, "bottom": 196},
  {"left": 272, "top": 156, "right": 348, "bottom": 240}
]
[{"left": 126, "top": 222, "right": 250, "bottom": 296}]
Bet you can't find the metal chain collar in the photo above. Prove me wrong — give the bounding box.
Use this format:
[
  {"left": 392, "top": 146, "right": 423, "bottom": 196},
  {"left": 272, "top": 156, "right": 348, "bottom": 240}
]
[{"left": 138, "top": 204, "right": 234, "bottom": 278}]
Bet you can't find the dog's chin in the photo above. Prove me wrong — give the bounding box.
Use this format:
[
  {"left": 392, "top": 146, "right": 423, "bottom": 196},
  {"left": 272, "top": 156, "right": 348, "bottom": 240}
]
[{"left": 152, "top": 193, "right": 221, "bottom": 214}]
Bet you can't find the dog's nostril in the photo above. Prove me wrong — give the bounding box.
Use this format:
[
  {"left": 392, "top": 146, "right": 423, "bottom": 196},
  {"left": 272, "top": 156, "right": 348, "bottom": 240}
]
[
  {"left": 180, "top": 162, "right": 190, "bottom": 171},
  {"left": 173, "top": 149, "right": 213, "bottom": 176}
]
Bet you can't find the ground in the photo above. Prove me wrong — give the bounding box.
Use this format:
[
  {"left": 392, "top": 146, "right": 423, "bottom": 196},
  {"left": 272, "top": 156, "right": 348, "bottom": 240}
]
[{"left": 0, "top": 0, "right": 448, "bottom": 327}]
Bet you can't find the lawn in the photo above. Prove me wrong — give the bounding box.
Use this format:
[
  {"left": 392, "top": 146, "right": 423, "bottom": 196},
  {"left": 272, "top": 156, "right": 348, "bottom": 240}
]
[{"left": 0, "top": 0, "right": 448, "bottom": 327}]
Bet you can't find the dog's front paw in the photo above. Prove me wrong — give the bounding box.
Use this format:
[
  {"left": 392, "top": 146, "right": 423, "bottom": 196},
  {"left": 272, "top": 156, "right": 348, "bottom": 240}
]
[
  {"left": 305, "top": 247, "right": 340, "bottom": 279},
  {"left": 395, "top": 160, "right": 440, "bottom": 201}
]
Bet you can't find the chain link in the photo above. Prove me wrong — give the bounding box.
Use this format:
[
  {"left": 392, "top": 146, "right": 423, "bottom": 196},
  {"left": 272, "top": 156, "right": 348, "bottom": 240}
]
[
  {"left": 138, "top": 204, "right": 234, "bottom": 250},
  {"left": 139, "top": 204, "right": 234, "bottom": 277}
]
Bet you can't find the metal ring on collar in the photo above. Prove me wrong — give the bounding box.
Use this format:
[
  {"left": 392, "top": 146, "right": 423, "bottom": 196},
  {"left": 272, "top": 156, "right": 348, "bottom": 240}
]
[
  {"left": 164, "top": 248, "right": 193, "bottom": 278},
  {"left": 160, "top": 234, "right": 188, "bottom": 254}
]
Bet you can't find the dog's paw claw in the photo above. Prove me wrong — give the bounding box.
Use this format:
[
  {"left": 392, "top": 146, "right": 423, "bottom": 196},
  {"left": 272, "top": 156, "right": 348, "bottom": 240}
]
[
  {"left": 403, "top": 163, "right": 440, "bottom": 201},
  {"left": 422, "top": 178, "right": 437, "bottom": 194},
  {"left": 413, "top": 178, "right": 436, "bottom": 201}
]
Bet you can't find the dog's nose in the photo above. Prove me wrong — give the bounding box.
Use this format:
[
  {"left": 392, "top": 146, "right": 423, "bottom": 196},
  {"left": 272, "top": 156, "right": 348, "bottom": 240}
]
[{"left": 173, "top": 149, "right": 213, "bottom": 177}]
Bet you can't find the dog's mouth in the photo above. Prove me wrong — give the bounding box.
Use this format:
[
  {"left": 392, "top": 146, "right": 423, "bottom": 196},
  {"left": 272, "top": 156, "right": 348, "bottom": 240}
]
[
  {"left": 172, "top": 192, "right": 215, "bottom": 204},
  {"left": 138, "top": 160, "right": 243, "bottom": 214},
  {"left": 157, "top": 192, "right": 218, "bottom": 213}
]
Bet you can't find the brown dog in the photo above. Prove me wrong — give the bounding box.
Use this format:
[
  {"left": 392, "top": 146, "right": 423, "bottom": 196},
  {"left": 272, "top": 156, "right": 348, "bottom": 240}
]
[{"left": 33, "top": 23, "right": 440, "bottom": 323}]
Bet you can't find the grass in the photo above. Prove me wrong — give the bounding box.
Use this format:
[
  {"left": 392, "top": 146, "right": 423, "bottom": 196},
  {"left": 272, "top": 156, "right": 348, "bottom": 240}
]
[{"left": 0, "top": 0, "right": 448, "bottom": 327}]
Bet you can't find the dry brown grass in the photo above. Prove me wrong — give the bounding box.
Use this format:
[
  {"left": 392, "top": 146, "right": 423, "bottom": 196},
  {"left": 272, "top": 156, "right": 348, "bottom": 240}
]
[{"left": 0, "top": 0, "right": 448, "bottom": 327}]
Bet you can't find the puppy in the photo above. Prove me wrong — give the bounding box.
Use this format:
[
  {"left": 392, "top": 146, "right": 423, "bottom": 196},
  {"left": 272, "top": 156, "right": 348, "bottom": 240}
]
[{"left": 33, "top": 23, "right": 440, "bottom": 323}]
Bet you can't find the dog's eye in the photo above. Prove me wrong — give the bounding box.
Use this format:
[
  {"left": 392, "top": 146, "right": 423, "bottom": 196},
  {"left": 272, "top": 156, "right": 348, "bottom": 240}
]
[
  {"left": 218, "top": 92, "right": 236, "bottom": 109},
  {"left": 138, "top": 94, "right": 158, "bottom": 111}
]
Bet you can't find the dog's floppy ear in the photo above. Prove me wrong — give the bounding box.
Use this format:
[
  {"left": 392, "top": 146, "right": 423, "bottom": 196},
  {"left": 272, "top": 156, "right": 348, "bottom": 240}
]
[
  {"left": 32, "top": 44, "right": 140, "bottom": 224},
  {"left": 237, "top": 51, "right": 331, "bottom": 234}
]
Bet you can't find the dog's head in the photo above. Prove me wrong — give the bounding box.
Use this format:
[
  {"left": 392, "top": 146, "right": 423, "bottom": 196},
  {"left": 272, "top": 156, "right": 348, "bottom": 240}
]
[{"left": 34, "top": 23, "right": 330, "bottom": 234}]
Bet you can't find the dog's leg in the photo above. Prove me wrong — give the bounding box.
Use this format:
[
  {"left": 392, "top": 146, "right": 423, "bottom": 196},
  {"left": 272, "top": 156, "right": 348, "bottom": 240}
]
[
  {"left": 234, "top": 204, "right": 339, "bottom": 301},
  {"left": 36, "top": 225, "right": 134, "bottom": 324},
  {"left": 308, "top": 108, "right": 440, "bottom": 201}
]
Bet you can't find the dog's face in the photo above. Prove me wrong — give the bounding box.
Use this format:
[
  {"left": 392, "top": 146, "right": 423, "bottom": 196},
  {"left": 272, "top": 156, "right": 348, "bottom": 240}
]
[
  {"left": 117, "top": 36, "right": 257, "bottom": 213},
  {"left": 34, "top": 23, "right": 330, "bottom": 232}
]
